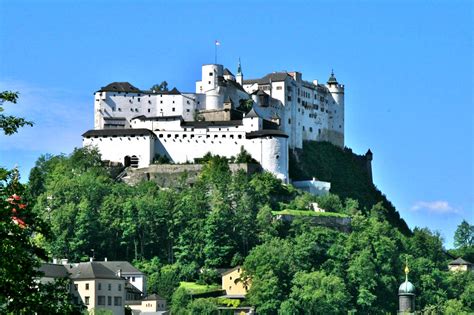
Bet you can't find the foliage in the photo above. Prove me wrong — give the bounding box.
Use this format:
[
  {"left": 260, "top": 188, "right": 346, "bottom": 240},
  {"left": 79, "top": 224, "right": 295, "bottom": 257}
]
[
  {"left": 235, "top": 146, "right": 258, "bottom": 164},
  {"left": 23, "top": 145, "right": 474, "bottom": 314},
  {"left": 0, "top": 169, "right": 79, "bottom": 313},
  {"left": 186, "top": 298, "right": 219, "bottom": 314},
  {"left": 289, "top": 141, "right": 410, "bottom": 234},
  {"left": 153, "top": 153, "right": 170, "bottom": 164},
  {"left": 0, "top": 90, "right": 33, "bottom": 135},
  {"left": 283, "top": 271, "right": 350, "bottom": 314},
  {"left": 237, "top": 98, "right": 254, "bottom": 113},
  {"left": 454, "top": 220, "right": 474, "bottom": 249},
  {"left": 150, "top": 81, "right": 169, "bottom": 92}
]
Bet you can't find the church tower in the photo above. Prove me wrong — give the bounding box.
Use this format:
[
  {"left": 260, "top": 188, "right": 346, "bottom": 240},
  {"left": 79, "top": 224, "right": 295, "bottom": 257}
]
[
  {"left": 398, "top": 260, "right": 416, "bottom": 314},
  {"left": 236, "top": 58, "right": 243, "bottom": 86}
]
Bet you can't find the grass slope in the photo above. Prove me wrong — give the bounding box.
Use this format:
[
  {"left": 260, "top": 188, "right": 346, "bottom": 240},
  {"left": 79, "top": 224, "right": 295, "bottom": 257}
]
[
  {"left": 289, "top": 141, "right": 410, "bottom": 235},
  {"left": 179, "top": 282, "right": 221, "bottom": 294}
]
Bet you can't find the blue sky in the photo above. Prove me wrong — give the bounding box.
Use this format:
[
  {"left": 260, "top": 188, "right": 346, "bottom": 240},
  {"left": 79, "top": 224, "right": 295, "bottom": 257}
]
[{"left": 0, "top": 0, "right": 472, "bottom": 248}]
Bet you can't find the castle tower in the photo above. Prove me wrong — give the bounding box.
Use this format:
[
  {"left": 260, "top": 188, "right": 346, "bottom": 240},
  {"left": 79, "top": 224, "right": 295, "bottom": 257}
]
[
  {"left": 365, "top": 149, "right": 373, "bottom": 183},
  {"left": 326, "top": 70, "right": 345, "bottom": 147},
  {"left": 398, "top": 260, "right": 416, "bottom": 314},
  {"left": 202, "top": 64, "right": 224, "bottom": 110},
  {"left": 236, "top": 58, "right": 243, "bottom": 86}
]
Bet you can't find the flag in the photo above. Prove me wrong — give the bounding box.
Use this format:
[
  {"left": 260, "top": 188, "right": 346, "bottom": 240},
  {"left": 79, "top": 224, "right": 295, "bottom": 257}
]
[{"left": 215, "top": 40, "right": 221, "bottom": 46}]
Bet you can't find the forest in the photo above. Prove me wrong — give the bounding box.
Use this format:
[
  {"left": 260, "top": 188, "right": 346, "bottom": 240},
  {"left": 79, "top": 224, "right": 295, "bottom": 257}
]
[{"left": 1, "top": 144, "right": 471, "bottom": 314}]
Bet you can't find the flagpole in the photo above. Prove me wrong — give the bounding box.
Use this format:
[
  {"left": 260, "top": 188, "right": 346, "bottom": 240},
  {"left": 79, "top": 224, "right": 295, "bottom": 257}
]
[{"left": 215, "top": 43, "right": 217, "bottom": 64}]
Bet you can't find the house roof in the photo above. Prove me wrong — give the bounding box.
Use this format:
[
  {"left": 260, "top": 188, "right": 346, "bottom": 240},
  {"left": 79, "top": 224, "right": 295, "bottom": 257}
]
[
  {"left": 225, "top": 79, "right": 246, "bottom": 92},
  {"left": 97, "top": 261, "right": 144, "bottom": 274},
  {"left": 38, "top": 263, "right": 70, "bottom": 278},
  {"left": 246, "top": 130, "right": 288, "bottom": 139},
  {"left": 99, "top": 82, "right": 141, "bottom": 93},
  {"left": 221, "top": 266, "right": 242, "bottom": 276},
  {"left": 245, "top": 107, "right": 260, "bottom": 119},
  {"left": 243, "top": 72, "right": 291, "bottom": 85},
  {"left": 68, "top": 262, "right": 123, "bottom": 280},
  {"left": 82, "top": 128, "right": 154, "bottom": 137},
  {"left": 449, "top": 257, "right": 472, "bottom": 265},
  {"left": 143, "top": 294, "right": 166, "bottom": 301},
  {"left": 182, "top": 120, "right": 243, "bottom": 128},
  {"left": 223, "top": 68, "right": 234, "bottom": 76}
]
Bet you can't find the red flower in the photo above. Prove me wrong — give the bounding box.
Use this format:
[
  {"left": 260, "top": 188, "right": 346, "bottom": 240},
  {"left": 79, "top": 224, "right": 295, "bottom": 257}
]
[
  {"left": 12, "top": 194, "right": 21, "bottom": 201},
  {"left": 12, "top": 216, "right": 26, "bottom": 229},
  {"left": 18, "top": 203, "right": 27, "bottom": 209}
]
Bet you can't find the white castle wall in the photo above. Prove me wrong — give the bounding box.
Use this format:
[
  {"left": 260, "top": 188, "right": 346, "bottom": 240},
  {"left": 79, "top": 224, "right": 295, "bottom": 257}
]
[{"left": 83, "top": 135, "right": 154, "bottom": 168}]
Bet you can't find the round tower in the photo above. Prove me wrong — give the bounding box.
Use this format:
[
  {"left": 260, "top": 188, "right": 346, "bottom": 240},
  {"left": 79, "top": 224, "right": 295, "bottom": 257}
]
[
  {"left": 202, "top": 64, "right": 224, "bottom": 110},
  {"left": 398, "top": 260, "right": 416, "bottom": 314},
  {"left": 326, "top": 70, "right": 345, "bottom": 147}
]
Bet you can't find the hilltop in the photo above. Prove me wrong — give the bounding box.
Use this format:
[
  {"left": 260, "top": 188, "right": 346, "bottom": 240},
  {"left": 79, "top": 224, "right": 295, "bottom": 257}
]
[{"left": 290, "top": 141, "right": 411, "bottom": 235}]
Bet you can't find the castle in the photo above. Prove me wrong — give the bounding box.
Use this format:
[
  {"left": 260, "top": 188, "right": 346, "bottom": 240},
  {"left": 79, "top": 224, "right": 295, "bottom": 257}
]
[{"left": 82, "top": 61, "right": 345, "bottom": 183}]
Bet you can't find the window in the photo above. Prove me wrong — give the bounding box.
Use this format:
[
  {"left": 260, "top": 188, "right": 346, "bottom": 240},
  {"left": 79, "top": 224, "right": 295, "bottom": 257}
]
[
  {"left": 118, "top": 284, "right": 122, "bottom": 291},
  {"left": 98, "top": 296, "right": 105, "bottom": 305},
  {"left": 108, "top": 296, "right": 112, "bottom": 306},
  {"left": 209, "top": 72, "right": 213, "bottom": 76},
  {"left": 160, "top": 101, "right": 163, "bottom": 104},
  {"left": 132, "top": 277, "right": 135, "bottom": 282},
  {"left": 208, "top": 81, "right": 211, "bottom": 84},
  {"left": 85, "top": 283, "right": 89, "bottom": 290},
  {"left": 309, "top": 127, "right": 313, "bottom": 132},
  {"left": 98, "top": 283, "right": 102, "bottom": 290},
  {"left": 114, "top": 297, "right": 122, "bottom": 306},
  {"left": 148, "top": 109, "right": 151, "bottom": 113},
  {"left": 287, "top": 96, "right": 292, "bottom": 101},
  {"left": 130, "top": 108, "right": 133, "bottom": 112},
  {"left": 108, "top": 284, "right": 111, "bottom": 291},
  {"left": 186, "top": 109, "right": 190, "bottom": 112},
  {"left": 85, "top": 296, "right": 90, "bottom": 305},
  {"left": 288, "top": 118, "right": 291, "bottom": 124},
  {"left": 172, "top": 108, "right": 175, "bottom": 112},
  {"left": 276, "top": 86, "right": 282, "bottom": 90},
  {"left": 74, "top": 284, "right": 78, "bottom": 291},
  {"left": 118, "top": 108, "right": 122, "bottom": 112},
  {"left": 138, "top": 98, "right": 140, "bottom": 102}
]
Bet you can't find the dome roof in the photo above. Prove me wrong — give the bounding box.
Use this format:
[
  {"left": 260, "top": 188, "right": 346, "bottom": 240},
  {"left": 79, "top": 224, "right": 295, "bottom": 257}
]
[{"left": 399, "top": 280, "right": 415, "bottom": 294}]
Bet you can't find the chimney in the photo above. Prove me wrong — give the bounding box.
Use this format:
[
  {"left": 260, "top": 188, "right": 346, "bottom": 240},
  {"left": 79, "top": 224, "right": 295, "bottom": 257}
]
[
  {"left": 53, "top": 258, "right": 58, "bottom": 264},
  {"left": 104, "top": 257, "right": 108, "bottom": 261},
  {"left": 116, "top": 269, "right": 122, "bottom": 278},
  {"left": 61, "top": 259, "right": 68, "bottom": 265},
  {"left": 89, "top": 257, "right": 94, "bottom": 262}
]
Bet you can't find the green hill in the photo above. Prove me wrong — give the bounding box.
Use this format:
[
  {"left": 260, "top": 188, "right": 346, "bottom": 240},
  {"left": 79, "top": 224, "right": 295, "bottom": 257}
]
[{"left": 289, "top": 141, "right": 411, "bottom": 235}]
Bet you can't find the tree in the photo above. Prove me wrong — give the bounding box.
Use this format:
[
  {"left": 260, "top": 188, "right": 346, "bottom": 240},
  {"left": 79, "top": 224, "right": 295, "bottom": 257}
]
[
  {"left": 186, "top": 298, "right": 218, "bottom": 314},
  {"left": 0, "top": 91, "right": 33, "bottom": 135},
  {"left": 150, "top": 81, "right": 169, "bottom": 92},
  {"left": 0, "top": 169, "right": 79, "bottom": 313},
  {"left": 454, "top": 220, "right": 474, "bottom": 248},
  {"left": 285, "top": 271, "right": 350, "bottom": 314}
]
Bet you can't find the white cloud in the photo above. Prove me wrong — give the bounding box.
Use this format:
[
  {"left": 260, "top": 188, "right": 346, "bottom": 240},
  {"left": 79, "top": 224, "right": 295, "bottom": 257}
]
[{"left": 411, "top": 201, "right": 459, "bottom": 214}]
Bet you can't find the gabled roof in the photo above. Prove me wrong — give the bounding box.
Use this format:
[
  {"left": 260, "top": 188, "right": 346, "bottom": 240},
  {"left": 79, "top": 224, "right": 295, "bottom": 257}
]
[
  {"left": 221, "top": 266, "right": 242, "bottom": 276},
  {"left": 82, "top": 128, "right": 155, "bottom": 137},
  {"left": 68, "top": 262, "right": 122, "bottom": 280},
  {"left": 97, "top": 261, "right": 144, "bottom": 274},
  {"left": 99, "top": 82, "right": 141, "bottom": 93},
  {"left": 449, "top": 257, "right": 472, "bottom": 265},
  {"left": 245, "top": 107, "right": 260, "bottom": 118},
  {"left": 243, "top": 72, "right": 291, "bottom": 85},
  {"left": 143, "top": 294, "right": 166, "bottom": 301},
  {"left": 223, "top": 68, "right": 234, "bottom": 76},
  {"left": 38, "top": 263, "right": 70, "bottom": 278},
  {"left": 225, "top": 79, "right": 246, "bottom": 92}
]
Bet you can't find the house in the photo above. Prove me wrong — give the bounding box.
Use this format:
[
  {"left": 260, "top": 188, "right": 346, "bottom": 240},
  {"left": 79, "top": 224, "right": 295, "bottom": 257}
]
[
  {"left": 128, "top": 294, "right": 168, "bottom": 315},
  {"left": 221, "top": 266, "right": 250, "bottom": 299},
  {"left": 97, "top": 260, "right": 147, "bottom": 295},
  {"left": 68, "top": 262, "right": 127, "bottom": 315},
  {"left": 448, "top": 257, "right": 473, "bottom": 272}
]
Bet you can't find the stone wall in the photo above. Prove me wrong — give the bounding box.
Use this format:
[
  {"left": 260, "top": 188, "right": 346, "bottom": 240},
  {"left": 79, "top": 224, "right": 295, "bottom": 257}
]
[
  {"left": 122, "top": 163, "right": 262, "bottom": 186},
  {"left": 276, "top": 214, "right": 351, "bottom": 233}
]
